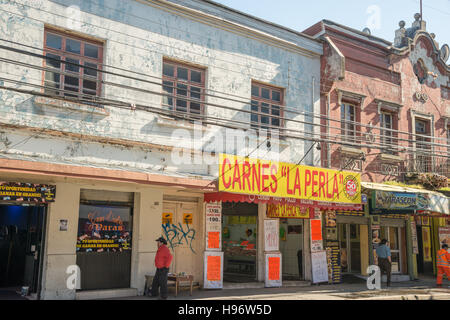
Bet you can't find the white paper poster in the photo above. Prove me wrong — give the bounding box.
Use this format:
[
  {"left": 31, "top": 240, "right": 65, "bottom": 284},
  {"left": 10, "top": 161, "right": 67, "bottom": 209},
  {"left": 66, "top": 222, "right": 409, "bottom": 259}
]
[
  {"left": 311, "top": 250, "right": 329, "bottom": 284},
  {"left": 205, "top": 202, "right": 222, "bottom": 251},
  {"left": 264, "top": 219, "right": 279, "bottom": 252}
]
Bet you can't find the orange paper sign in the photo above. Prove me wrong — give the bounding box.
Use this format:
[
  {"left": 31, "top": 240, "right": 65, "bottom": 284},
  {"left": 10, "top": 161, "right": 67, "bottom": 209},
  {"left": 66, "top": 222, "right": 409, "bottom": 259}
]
[
  {"left": 207, "top": 255, "right": 221, "bottom": 281},
  {"left": 208, "top": 231, "right": 220, "bottom": 249},
  {"left": 311, "top": 219, "right": 322, "bottom": 241},
  {"left": 268, "top": 257, "right": 280, "bottom": 281}
]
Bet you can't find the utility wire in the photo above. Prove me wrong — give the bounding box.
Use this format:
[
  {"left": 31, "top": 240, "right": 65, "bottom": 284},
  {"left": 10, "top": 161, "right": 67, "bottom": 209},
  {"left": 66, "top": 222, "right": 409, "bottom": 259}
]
[
  {"left": 0, "top": 3, "right": 445, "bottom": 144},
  {"left": 2, "top": 77, "right": 450, "bottom": 159},
  {"left": 0, "top": 47, "right": 448, "bottom": 152},
  {"left": 0, "top": 4, "right": 320, "bottom": 87},
  {"left": 2, "top": 74, "right": 450, "bottom": 166},
  {"left": 1, "top": 38, "right": 449, "bottom": 146}
]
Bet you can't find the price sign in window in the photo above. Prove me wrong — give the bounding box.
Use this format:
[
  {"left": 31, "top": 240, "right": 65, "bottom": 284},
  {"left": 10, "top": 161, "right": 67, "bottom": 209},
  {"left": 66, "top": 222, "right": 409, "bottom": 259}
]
[{"left": 77, "top": 204, "right": 132, "bottom": 253}]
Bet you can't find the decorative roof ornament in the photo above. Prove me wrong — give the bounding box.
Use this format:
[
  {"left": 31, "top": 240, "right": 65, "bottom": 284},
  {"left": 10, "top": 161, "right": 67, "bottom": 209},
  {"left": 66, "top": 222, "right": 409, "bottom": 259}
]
[
  {"left": 394, "top": 20, "right": 407, "bottom": 48},
  {"left": 440, "top": 44, "right": 450, "bottom": 63}
]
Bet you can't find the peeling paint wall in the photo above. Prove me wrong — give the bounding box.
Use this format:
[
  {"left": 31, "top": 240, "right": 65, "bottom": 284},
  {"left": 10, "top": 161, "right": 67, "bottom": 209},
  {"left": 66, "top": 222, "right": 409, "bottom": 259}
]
[
  {"left": 318, "top": 25, "right": 450, "bottom": 183},
  {"left": 0, "top": 0, "right": 322, "bottom": 177},
  {"left": 0, "top": 0, "right": 322, "bottom": 299}
]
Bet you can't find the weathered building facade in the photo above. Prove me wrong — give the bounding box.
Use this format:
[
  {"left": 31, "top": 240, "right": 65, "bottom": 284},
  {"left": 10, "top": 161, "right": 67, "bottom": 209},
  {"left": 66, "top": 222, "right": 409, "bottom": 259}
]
[
  {"left": 0, "top": 0, "right": 322, "bottom": 299},
  {"left": 304, "top": 15, "right": 450, "bottom": 281}
]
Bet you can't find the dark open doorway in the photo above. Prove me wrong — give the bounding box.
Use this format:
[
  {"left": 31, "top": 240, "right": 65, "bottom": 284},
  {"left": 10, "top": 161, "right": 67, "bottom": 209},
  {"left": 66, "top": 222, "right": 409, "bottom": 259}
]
[{"left": 0, "top": 205, "right": 46, "bottom": 297}]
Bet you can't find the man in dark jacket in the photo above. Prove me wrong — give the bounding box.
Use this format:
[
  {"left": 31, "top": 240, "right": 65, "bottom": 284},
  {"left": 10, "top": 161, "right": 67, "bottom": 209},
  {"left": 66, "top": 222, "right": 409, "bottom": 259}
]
[
  {"left": 375, "top": 239, "right": 392, "bottom": 288},
  {"left": 150, "top": 237, "right": 173, "bottom": 299}
]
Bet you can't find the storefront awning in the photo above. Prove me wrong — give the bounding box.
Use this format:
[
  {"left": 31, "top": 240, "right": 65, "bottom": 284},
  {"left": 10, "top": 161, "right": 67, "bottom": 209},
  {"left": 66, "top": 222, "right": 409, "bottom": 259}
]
[
  {"left": 204, "top": 192, "right": 363, "bottom": 211},
  {"left": 361, "top": 182, "right": 449, "bottom": 216}
]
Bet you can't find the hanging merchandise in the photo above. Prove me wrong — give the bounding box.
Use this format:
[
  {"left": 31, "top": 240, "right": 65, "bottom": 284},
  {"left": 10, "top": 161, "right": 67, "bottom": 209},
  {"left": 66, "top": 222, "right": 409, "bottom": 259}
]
[
  {"left": 326, "top": 246, "right": 341, "bottom": 284},
  {"left": 280, "top": 226, "right": 286, "bottom": 241},
  {"left": 223, "top": 226, "right": 230, "bottom": 239},
  {"left": 422, "top": 226, "right": 432, "bottom": 262}
]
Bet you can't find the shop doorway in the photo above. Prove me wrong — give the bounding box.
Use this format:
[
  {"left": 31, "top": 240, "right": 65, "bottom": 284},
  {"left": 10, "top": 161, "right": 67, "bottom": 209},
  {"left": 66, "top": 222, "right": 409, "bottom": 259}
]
[
  {"left": 0, "top": 204, "right": 46, "bottom": 296},
  {"left": 416, "top": 225, "right": 434, "bottom": 275},
  {"left": 222, "top": 203, "right": 258, "bottom": 283},
  {"left": 338, "top": 223, "right": 361, "bottom": 274},
  {"left": 380, "top": 226, "right": 403, "bottom": 274},
  {"left": 280, "top": 219, "right": 303, "bottom": 280},
  {"left": 76, "top": 190, "right": 134, "bottom": 291},
  {"left": 162, "top": 200, "right": 199, "bottom": 276}
]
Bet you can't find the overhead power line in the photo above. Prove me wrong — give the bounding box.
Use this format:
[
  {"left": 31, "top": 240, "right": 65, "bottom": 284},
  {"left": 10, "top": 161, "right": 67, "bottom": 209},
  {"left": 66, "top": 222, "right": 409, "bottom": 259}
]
[
  {"left": 0, "top": 41, "right": 448, "bottom": 150},
  {"left": 1, "top": 78, "right": 450, "bottom": 163}
]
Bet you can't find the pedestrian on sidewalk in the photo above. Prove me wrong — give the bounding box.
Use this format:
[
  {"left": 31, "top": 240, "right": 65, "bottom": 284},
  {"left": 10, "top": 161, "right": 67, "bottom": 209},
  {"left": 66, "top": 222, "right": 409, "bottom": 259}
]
[
  {"left": 376, "top": 239, "right": 392, "bottom": 288},
  {"left": 150, "top": 236, "right": 173, "bottom": 299},
  {"left": 436, "top": 244, "right": 450, "bottom": 288}
]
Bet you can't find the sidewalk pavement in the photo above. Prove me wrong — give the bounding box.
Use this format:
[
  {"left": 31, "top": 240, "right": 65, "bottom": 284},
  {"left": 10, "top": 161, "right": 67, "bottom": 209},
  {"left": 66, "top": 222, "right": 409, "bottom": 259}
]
[{"left": 111, "top": 276, "right": 450, "bottom": 301}]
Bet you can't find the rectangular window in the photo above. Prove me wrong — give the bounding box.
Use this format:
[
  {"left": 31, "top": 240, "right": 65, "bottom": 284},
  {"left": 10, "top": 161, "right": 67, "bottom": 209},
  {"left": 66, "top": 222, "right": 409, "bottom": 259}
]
[
  {"left": 380, "top": 112, "right": 395, "bottom": 154},
  {"left": 251, "top": 82, "right": 284, "bottom": 132},
  {"left": 43, "top": 29, "right": 103, "bottom": 99},
  {"left": 341, "top": 103, "right": 356, "bottom": 142},
  {"left": 162, "top": 60, "right": 205, "bottom": 118},
  {"left": 415, "top": 119, "right": 432, "bottom": 172}
]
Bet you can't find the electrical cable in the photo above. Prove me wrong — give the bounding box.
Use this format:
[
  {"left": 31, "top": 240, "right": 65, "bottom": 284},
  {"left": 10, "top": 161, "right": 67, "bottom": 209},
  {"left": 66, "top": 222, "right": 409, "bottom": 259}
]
[
  {"left": 1, "top": 37, "right": 449, "bottom": 145},
  {"left": 2, "top": 76, "right": 450, "bottom": 162},
  {"left": 1, "top": 50, "right": 448, "bottom": 152}
]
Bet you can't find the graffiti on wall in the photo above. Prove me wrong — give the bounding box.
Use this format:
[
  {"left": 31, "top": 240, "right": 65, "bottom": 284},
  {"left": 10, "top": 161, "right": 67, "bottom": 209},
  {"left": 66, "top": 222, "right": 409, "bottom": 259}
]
[{"left": 162, "top": 222, "right": 196, "bottom": 253}]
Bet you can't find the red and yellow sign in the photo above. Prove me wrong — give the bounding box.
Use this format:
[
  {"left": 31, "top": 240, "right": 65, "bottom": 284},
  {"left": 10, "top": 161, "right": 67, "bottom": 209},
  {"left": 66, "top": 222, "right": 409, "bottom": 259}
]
[
  {"left": 207, "top": 255, "right": 221, "bottom": 281},
  {"left": 311, "top": 219, "right": 323, "bottom": 241},
  {"left": 267, "top": 204, "right": 311, "bottom": 219},
  {"left": 208, "top": 231, "right": 220, "bottom": 249},
  {"left": 219, "top": 154, "right": 361, "bottom": 204},
  {"left": 268, "top": 257, "right": 281, "bottom": 281}
]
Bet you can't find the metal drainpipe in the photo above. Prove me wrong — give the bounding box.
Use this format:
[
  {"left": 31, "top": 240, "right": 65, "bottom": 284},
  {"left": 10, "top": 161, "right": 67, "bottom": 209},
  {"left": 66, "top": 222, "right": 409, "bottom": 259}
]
[{"left": 327, "top": 93, "right": 331, "bottom": 168}]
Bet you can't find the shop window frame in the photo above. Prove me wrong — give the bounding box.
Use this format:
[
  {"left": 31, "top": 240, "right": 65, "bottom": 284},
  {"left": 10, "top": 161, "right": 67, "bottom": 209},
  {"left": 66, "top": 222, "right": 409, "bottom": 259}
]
[
  {"left": 162, "top": 59, "right": 206, "bottom": 120},
  {"left": 43, "top": 28, "right": 104, "bottom": 99},
  {"left": 250, "top": 81, "right": 285, "bottom": 135}
]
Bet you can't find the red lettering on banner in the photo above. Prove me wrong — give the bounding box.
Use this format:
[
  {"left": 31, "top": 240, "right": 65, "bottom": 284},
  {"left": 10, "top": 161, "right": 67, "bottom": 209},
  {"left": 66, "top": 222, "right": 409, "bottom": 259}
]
[
  {"left": 293, "top": 168, "right": 301, "bottom": 196},
  {"left": 222, "top": 157, "right": 232, "bottom": 188},
  {"left": 333, "top": 174, "right": 339, "bottom": 199},
  {"left": 270, "top": 164, "right": 278, "bottom": 193},
  {"left": 286, "top": 167, "right": 294, "bottom": 195},
  {"left": 319, "top": 171, "right": 326, "bottom": 198},
  {"left": 252, "top": 163, "right": 261, "bottom": 192},
  {"left": 312, "top": 170, "right": 318, "bottom": 197},
  {"left": 242, "top": 161, "right": 251, "bottom": 191},
  {"left": 305, "top": 169, "right": 311, "bottom": 196},
  {"left": 326, "top": 172, "right": 333, "bottom": 198},
  {"left": 232, "top": 159, "right": 242, "bottom": 189},
  {"left": 262, "top": 163, "right": 270, "bottom": 192}
]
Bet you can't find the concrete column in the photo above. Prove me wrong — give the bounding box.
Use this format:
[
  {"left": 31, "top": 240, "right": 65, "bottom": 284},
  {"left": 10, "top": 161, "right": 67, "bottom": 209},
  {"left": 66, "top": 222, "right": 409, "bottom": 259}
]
[
  {"left": 257, "top": 203, "right": 267, "bottom": 282},
  {"left": 406, "top": 216, "right": 417, "bottom": 280},
  {"left": 304, "top": 219, "right": 312, "bottom": 281},
  {"left": 41, "top": 183, "right": 80, "bottom": 300},
  {"left": 131, "top": 188, "right": 163, "bottom": 295},
  {"left": 360, "top": 225, "right": 369, "bottom": 276}
]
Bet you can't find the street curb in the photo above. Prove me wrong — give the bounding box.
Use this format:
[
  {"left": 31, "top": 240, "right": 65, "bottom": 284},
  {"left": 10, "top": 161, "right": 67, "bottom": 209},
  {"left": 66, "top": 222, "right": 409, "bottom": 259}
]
[{"left": 360, "top": 293, "right": 450, "bottom": 300}]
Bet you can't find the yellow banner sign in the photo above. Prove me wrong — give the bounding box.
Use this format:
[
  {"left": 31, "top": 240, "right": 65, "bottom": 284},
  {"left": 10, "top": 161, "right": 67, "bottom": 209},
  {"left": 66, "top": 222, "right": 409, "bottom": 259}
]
[
  {"left": 267, "top": 204, "right": 310, "bottom": 219},
  {"left": 219, "top": 154, "right": 361, "bottom": 204}
]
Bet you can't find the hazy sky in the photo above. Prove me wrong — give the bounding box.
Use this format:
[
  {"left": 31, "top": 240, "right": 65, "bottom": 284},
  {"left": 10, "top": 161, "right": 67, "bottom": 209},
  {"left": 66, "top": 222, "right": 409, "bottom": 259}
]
[{"left": 214, "top": 0, "right": 450, "bottom": 48}]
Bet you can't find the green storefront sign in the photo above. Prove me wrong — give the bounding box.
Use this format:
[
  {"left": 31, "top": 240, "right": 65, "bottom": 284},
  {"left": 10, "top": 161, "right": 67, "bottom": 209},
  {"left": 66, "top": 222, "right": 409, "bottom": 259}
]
[
  {"left": 370, "top": 191, "right": 417, "bottom": 214},
  {"left": 370, "top": 190, "right": 449, "bottom": 215}
]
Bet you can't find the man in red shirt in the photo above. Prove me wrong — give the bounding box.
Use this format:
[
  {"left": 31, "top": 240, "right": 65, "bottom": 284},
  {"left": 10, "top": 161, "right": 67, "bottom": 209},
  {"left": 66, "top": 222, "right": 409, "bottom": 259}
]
[{"left": 150, "top": 237, "right": 173, "bottom": 299}]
